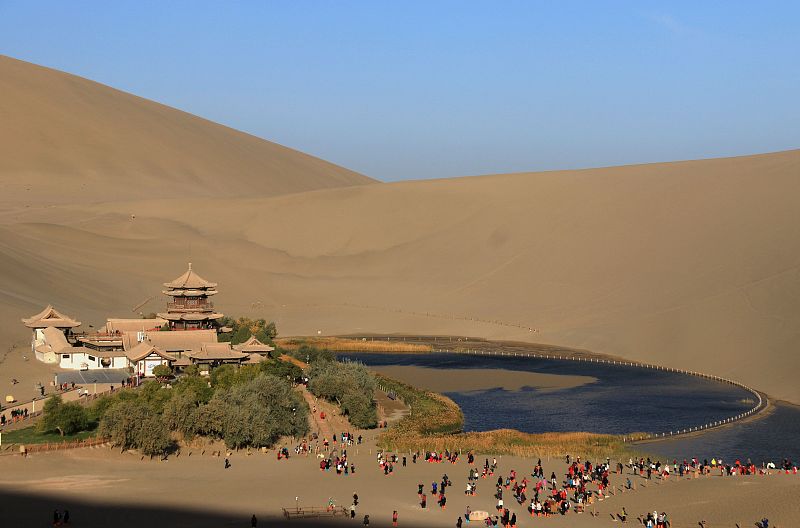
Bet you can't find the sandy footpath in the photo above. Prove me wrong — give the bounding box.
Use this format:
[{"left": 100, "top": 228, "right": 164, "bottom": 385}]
[{"left": 0, "top": 433, "right": 796, "bottom": 528}]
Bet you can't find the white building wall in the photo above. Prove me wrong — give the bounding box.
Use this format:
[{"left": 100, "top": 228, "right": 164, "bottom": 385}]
[{"left": 59, "top": 352, "right": 128, "bottom": 371}]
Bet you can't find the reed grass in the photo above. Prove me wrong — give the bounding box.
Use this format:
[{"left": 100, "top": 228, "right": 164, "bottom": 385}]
[{"left": 375, "top": 373, "right": 634, "bottom": 459}]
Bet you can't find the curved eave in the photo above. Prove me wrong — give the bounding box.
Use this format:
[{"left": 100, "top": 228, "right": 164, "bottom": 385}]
[
  {"left": 157, "top": 313, "right": 224, "bottom": 321},
  {"left": 162, "top": 289, "right": 218, "bottom": 296},
  {"left": 22, "top": 320, "right": 81, "bottom": 329}
]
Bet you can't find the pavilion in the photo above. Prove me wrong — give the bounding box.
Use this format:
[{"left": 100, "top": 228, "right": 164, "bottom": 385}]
[{"left": 22, "top": 265, "right": 275, "bottom": 376}]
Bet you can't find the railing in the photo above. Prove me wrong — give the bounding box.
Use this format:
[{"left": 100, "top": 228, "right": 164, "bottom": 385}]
[
  {"left": 166, "top": 301, "right": 214, "bottom": 311},
  {"left": 282, "top": 506, "right": 348, "bottom": 519},
  {"left": 5, "top": 438, "right": 109, "bottom": 456},
  {"left": 391, "top": 346, "right": 767, "bottom": 443},
  {"left": 341, "top": 336, "right": 768, "bottom": 441}
]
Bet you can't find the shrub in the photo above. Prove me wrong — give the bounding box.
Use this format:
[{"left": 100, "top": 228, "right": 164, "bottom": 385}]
[
  {"left": 137, "top": 415, "right": 172, "bottom": 457},
  {"left": 293, "top": 345, "right": 335, "bottom": 364},
  {"left": 98, "top": 399, "right": 172, "bottom": 456},
  {"left": 341, "top": 392, "right": 377, "bottom": 429},
  {"left": 98, "top": 400, "right": 149, "bottom": 451},
  {"left": 210, "top": 364, "right": 238, "bottom": 389},
  {"left": 162, "top": 392, "right": 199, "bottom": 438},
  {"left": 152, "top": 364, "right": 172, "bottom": 378},
  {"left": 196, "top": 374, "right": 308, "bottom": 448},
  {"left": 137, "top": 380, "right": 173, "bottom": 413},
  {"left": 172, "top": 374, "right": 213, "bottom": 404},
  {"left": 307, "top": 360, "right": 377, "bottom": 428},
  {"left": 259, "top": 358, "right": 302, "bottom": 380},
  {"left": 218, "top": 317, "right": 278, "bottom": 345},
  {"left": 38, "top": 395, "right": 89, "bottom": 436}
]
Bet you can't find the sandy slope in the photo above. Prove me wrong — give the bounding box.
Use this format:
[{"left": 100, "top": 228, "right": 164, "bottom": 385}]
[
  {"left": 0, "top": 440, "right": 797, "bottom": 528},
  {"left": 2, "top": 150, "right": 798, "bottom": 405},
  {"left": 0, "top": 55, "right": 374, "bottom": 206},
  {"left": 1, "top": 57, "right": 799, "bottom": 407}
]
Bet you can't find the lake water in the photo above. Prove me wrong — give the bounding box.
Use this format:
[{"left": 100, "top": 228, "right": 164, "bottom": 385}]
[{"left": 342, "top": 352, "right": 799, "bottom": 463}]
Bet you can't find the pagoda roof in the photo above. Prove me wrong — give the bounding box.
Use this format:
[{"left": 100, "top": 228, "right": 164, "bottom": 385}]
[
  {"left": 189, "top": 343, "right": 247, "bottom": 361},
  {"left": 244, "top": 354, "right": 269, "bottom": 364},
  {"left": 123, "top": 329, "right": 218, "bottom": 352},
  {"left": 22, "top": 305, "right": 81, "bottom": 329},
  {"left": 233, "top": 336, "right": 275, "bottom": 353},
  {"left": 125, "top": 342, "right": 177, "bottom": 362},
  {"left": 163, "top": 263, "right": 217, "bottom": 290}
]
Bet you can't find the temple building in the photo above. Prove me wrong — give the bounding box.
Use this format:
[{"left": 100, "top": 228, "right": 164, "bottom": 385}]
[
  {"left": 22, "top": 305, "right": 81, "bottom": 362},
  {"left": 22, "top": 265, "right": 273, "bottom": 376},
  {"left": 157, "top": 263, "right": 224, "bottom": 330}
]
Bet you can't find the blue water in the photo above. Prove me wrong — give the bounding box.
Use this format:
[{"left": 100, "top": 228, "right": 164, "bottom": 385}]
[{"left": 342, "top": 352, "right": 799, "bottom": 462}]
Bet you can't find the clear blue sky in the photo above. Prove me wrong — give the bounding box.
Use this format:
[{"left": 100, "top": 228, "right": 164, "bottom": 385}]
[{"left": 1, "top": 1, "right": 798, "bottom": 181}]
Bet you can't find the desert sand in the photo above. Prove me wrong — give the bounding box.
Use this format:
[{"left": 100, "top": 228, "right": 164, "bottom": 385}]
[
  {"left": 1, "top": 54, "right": 798, "bottom": 406},
  {"left": 0, "top": 436, "right": 797, "bottom": 528},
  {"left": 1, "top": 54, "right": 798, "bottom": 526}
]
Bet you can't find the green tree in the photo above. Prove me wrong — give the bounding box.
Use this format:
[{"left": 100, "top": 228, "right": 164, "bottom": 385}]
[
  {"left": 38, "top": 395, "right": 90, "bottom": 436},
  {"left": 137, "top": 380, "right": 173, "bottom": 413},
  {"left": 152, "top": 364, "right": 172, "bottom": 379},
  {"left": 98, "top": 399, "right": 173, "bottom": 456},
  {"left": 193, "top": 398, "right": 228, "bottom": 439},
  {"left": 308, "top": 360, "right": 377, "bottom": 429},
  {"left": 162, "top": 392, "right": 199, "bottom": 438},
  {"left": 195, "top": 374, "right": 308, "bottom": 449},
  {"left": 341, "top": 392, "right": 378, "bottom": 429},
  {"left": 210, "top": 364, "right": 238, "bottom": 390},
  {"left": 98, "top": 400, "right": 150, "bottom": 451},
  {"left": 137, "top": 415, "right": 172, "bottom": 457},
  {"left": 173, "top": 374, "right": 213, "bottom": 404}
]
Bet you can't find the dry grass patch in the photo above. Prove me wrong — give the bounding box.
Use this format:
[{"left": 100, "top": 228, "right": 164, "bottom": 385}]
[
  {"left": 277, "top": 337, "right": 432, "bottom": 353},
  {"left": 375, "top": 373, "right": 633, "bottom": 459}
]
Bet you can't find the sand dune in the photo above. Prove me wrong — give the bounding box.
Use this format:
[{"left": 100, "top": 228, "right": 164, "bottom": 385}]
[
  {"left": 0, "top": 55, "right": 373, "bottom": 207},
  {"left": 1, "top": 57, "right": 799, "bottom": 406}
]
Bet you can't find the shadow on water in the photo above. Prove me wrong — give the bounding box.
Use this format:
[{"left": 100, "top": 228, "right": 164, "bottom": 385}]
[{"left": 0, "top": 489, "right": 362, "bottom": 528}]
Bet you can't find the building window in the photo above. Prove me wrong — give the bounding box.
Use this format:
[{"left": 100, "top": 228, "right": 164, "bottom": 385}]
[
  {"left": 88, "top": 355, "right": 96, "bottom": 362},
  {"left": 62, "top": 354, "right": 70, "bottom": 359}
]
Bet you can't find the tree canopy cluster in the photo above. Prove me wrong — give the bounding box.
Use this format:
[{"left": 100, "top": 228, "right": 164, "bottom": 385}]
[
  {"left": 217, "top": 317, "right": 277, "bottom": 346},
  {"left": 38, "top": 359, "right": 308, "bottom": 457},
  {"left": 307, "top": 359, "right": 378, "bottom": 429}
]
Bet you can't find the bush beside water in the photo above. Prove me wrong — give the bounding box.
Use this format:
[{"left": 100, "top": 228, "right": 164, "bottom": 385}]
[{"left": 306, "top": 358, "right": 378, "bottom": 429}]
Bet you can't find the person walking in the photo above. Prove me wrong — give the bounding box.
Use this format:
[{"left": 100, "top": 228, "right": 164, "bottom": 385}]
[
  {"left": 392, "top": 510, "right": 398, "bottom": 527},
  {"left": 250, "top": 514, "right": 257, "bottom": 527},
  {"left": 63, "top": 510, "right": 70, "bottom": 524},
  {"left": 224, "top": 458, "right": 231, "bottom": 469},
  {"left": 351, "top": 503, "right": 356, "bottom": 519},
  {"left": 456, "top": 516, "right": 463, "bottom": 528},
  {"left": 363, "top": 514, "right": 370, "bottom": 526}
]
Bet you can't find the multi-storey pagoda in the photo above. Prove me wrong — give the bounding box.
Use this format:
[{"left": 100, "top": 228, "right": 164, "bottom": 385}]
[{"left": 157, "top": 263, "right": 224, "bottom": 330}]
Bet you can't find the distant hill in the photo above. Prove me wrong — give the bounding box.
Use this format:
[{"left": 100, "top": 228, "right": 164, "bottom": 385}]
[{"left": 0, "top": 55, "right": 374, "bottom": 205}]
